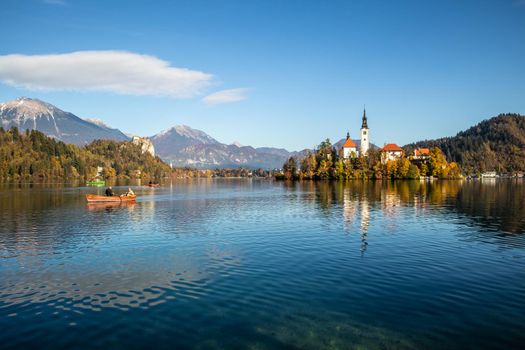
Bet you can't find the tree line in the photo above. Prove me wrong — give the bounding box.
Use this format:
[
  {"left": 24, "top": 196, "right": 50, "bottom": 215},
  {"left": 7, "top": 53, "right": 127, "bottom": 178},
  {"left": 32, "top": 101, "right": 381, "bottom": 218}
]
[
  {"left": 0, "top": 127, "right": 172, "bottom": 181},
  {"left": 0, "top": 127, "right": 274, "bottom": 182},
  {"left": 277, "top": 138, "right": 461, "bottom": 180},
  {"left": 171, "top": 167, "right": 271, "bottom": 178},
  {"left": 404, "top": 113, "right": 525, "bottom": 174}
]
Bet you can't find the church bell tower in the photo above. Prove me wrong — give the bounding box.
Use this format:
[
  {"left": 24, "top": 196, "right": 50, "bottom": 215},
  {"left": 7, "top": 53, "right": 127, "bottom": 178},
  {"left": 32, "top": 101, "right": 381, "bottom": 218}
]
[{"left": 360, "top": 107, "right": 369, "bottom": 156}]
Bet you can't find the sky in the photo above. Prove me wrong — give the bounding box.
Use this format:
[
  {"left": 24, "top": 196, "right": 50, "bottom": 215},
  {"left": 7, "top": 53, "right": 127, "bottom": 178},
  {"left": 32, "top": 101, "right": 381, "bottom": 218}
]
[{"left": 1, "top": 0, "right": 524, "bottom": 151}]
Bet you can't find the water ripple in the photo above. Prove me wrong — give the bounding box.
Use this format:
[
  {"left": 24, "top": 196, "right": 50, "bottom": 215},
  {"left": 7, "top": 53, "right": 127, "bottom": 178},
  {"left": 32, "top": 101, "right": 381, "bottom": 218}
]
[{"left": 0, "top": 180, "right": 524, "bottom": 349}]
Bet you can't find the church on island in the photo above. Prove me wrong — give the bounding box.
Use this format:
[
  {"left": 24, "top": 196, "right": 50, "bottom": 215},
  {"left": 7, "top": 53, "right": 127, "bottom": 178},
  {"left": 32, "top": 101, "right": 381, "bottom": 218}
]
[
  {"left": 339, "top": 108, "right": 407, "bottom": 164},
  {"left": 339, "top": 108, "right": 370, "bottom": 158}
]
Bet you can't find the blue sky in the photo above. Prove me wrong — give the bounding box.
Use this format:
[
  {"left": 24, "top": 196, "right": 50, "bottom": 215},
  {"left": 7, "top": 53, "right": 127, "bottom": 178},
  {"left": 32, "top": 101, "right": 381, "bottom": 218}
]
[{"left": 1, "top": 0, "right": 524, "bottom": 150}]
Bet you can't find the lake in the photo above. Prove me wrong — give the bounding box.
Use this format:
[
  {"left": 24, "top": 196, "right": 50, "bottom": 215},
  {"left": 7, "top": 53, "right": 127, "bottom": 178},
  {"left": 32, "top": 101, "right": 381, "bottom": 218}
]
[{"left": 0, "top": 179, "right": 524, "bottom": 349}]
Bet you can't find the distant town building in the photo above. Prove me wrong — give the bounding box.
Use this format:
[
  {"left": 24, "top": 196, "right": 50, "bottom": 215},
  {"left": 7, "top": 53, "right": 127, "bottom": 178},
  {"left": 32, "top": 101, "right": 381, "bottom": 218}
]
[
  {"left": 131, "top": 136, "right": 155, "bottom": 156},
  {"left": 413, "top": 148, "right": 430, "bottom": 160},
  {"left": 360, "top": 108, "right": 370, "bottom": 156},
  {"left": 481, "top": 171, "right": 497, "bottom": 178},
  {"left": 340, "top": 132, "right": 357, "bottom": 159},
  {"left": 380, "top": 143, "right": 404, "bottom": 163}
]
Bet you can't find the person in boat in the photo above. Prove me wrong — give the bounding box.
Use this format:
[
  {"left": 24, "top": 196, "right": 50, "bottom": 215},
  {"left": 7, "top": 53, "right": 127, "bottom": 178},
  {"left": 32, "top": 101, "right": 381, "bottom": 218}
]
[
  {"left": 126, "top": 188, "right": 135, "bottom": 196},
  {"left": 105, "top": 186, "right": 114, "bottom": 196}
]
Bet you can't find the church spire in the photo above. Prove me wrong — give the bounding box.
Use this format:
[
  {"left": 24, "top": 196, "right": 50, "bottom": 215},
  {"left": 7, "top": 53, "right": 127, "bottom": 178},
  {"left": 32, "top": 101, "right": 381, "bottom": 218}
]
[
  {"left": 360, "top": 105, "right": 370, "bottom": 156},
  {"left": 361, "top": 106, "right": 368, "bottom": 129}
]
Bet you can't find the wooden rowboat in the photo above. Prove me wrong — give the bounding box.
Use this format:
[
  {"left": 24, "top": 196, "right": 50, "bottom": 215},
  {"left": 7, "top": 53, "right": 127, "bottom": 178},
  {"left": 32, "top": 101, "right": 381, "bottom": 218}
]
[
  {"left": 146, "top": 183, "right": 160, "bottom": 187},
  {"left": 85, "top": 194, "right": 137, "bottom": 203}
]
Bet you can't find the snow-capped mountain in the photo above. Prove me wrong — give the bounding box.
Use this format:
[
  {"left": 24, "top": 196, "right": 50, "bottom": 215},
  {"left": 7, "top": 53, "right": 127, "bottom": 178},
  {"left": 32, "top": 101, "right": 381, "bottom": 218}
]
[
  {"left": 0, "top": 97, "right": 129, "bottom": 145},
  {"left": 0, "top": 97, "right": 305, "bottom": 169},
  {"left": 151, "top": 125, "right": 306, "bottom": 169},
  {"left": 84, "top": 118, "right": 110, "bottom": 129},
  {"left": 152, "top": 125, "right": 220, "bottom": 152}
]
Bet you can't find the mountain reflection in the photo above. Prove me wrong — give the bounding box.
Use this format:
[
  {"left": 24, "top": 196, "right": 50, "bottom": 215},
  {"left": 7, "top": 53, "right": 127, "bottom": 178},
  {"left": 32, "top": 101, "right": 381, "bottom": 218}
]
[{"left": 287, "top": 180, "right": 525, "bottom": 248}]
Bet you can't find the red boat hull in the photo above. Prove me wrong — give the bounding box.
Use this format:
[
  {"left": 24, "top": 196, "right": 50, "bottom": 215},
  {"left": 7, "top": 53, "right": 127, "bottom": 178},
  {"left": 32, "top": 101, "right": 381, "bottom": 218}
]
[{"left": 85, "top": 194, "right": 137, "bottom": 203}]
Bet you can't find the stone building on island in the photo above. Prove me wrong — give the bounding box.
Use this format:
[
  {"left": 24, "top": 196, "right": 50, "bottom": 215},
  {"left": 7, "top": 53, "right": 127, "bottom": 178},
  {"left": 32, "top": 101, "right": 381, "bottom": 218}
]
[
  {"left": 380, "top": 143, "right": 404, "bottom": 163},
  {"left": 340, "top": 108, "right": 370, "bottom": 159},
  {"left": 341, "top": 132, "right": 357, "bottom": 158}
]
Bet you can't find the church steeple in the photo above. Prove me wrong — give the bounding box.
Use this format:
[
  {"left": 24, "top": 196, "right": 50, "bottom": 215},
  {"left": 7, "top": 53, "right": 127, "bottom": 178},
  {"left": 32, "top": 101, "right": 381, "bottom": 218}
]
[
  {"left": 361, "top": 106, "right": 368, "bottom": 129},
  {"left": 359, "top": 105, "right": 370, "bottom": 156}
]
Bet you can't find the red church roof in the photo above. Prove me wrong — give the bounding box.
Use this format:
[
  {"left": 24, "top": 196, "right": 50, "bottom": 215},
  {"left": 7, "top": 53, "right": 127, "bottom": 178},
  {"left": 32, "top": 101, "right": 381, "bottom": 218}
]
[
  {"left": 343, "top": 138, "right": 357, "bottom": 148},
  {"left": 381, "top": 143, "right": 403, "bottom": 152},
  {"left": 415, "top": 148, "right": 430, "bottom": 156}
]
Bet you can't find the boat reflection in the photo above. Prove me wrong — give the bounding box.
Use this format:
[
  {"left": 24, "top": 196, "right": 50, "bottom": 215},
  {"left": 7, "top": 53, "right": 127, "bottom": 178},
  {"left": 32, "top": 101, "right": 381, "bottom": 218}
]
[{"left": 86, "top": 201, "right": 136, "bottom": 212}]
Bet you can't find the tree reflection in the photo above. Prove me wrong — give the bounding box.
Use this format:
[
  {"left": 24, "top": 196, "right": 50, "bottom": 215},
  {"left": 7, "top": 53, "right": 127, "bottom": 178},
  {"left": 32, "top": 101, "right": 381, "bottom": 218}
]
[{"left": 290, "top": 180, "right": 525, "bottom": 249}]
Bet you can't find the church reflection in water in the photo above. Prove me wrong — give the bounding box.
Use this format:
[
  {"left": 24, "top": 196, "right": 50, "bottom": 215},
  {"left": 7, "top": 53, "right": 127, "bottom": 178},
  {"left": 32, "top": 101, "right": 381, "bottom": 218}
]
[
  {"left": 292, "top": 179, "right": 525, "bottom": 253},
  {"left": 343, "top": 190, "right": 370, "bottom": 255}
]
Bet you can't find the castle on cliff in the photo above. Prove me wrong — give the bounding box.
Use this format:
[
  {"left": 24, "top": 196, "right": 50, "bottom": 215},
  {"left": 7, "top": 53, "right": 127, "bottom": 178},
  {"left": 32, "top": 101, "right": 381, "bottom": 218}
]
[{"left": 131, "top": 136, "right": 155, "bottom": 157}]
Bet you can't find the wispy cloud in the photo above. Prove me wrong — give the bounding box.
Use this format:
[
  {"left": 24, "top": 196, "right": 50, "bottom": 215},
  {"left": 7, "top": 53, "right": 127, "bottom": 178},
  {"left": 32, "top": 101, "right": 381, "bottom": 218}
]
[
  {"left": 0, "top": 51, "right": 213, "bottom": 98},
  {"left": 202, "top": 88, "right": 250, "bottom": 105}
]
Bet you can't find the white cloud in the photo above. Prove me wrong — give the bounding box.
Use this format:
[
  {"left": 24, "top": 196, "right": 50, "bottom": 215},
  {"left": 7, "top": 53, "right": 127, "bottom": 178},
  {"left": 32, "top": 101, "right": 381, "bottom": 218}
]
[
  {"left": 202, "top": 88, "right": 250, "bottom": 105},
  {"left": 0, "top": 51, "right": 213, "bottom": 98}
]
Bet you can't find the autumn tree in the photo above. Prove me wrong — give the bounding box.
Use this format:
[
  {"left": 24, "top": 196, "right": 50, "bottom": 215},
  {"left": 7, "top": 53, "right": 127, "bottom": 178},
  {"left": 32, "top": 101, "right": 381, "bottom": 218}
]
[{"left": 283, "top": 156, "right": 297, "bottom": 180}]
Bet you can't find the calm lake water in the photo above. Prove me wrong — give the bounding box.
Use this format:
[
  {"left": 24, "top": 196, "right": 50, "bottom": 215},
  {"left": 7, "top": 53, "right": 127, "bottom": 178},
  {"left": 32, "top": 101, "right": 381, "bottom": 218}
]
[{"left": 0, "top": 179, "right": 524, "bottom": 349}]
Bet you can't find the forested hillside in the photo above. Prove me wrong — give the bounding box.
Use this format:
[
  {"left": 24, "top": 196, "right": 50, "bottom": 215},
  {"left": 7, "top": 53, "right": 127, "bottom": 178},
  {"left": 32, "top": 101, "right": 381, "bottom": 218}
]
[
  {"left": 404, "top": 114, "right": 525, "bottom": 174},
  {"left": 0, "top": 127, "right": 172, "bottom": 181}
]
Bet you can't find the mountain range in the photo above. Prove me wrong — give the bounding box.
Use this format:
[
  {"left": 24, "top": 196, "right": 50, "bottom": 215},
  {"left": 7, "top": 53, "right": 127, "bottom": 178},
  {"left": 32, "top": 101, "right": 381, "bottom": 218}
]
[
  {"left": 0, "top": 97, "right": 306, "bottom": 169},
  {"left": 0, "top": 97, "right": 128, "bottom": 145},
  {"left": 4, "top": 97, "right": 523, "bottom": 173},
  {"left": 150, "top": 125, "right": 307, "bottom": 169}
]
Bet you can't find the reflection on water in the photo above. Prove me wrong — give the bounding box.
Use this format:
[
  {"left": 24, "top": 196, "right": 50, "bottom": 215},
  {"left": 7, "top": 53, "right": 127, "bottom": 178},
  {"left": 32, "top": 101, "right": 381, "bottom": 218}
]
[
  {"left": 0, "top": 180, "right": 524, "bottom": 349},
  {"left": 293, "top": 180, "right": 525, "bottom": 249},
  {"left": 86, "top": 201, "right": 137, "bottom": 212}
]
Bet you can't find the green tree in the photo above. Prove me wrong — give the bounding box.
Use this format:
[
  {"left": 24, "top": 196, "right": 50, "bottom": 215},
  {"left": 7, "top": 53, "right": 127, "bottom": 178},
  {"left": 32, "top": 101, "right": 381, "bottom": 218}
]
[
  {"left": 283, "top": 156, "right": 297, "bottom": 180},
  {"left": 395, "top": 158, "right": 411, "bottom": 178},
  {"left": 407, "top": 164, "right": 420, "bottom": 179},
  {"left": 300, "top": 152, "right": 317, "bottom": 179},
  {"left": 334, "top": 159, "right": 344, "bottom": 179},
  {"left": 317, "top": 160, "right": 330, "bottom": 178}
]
